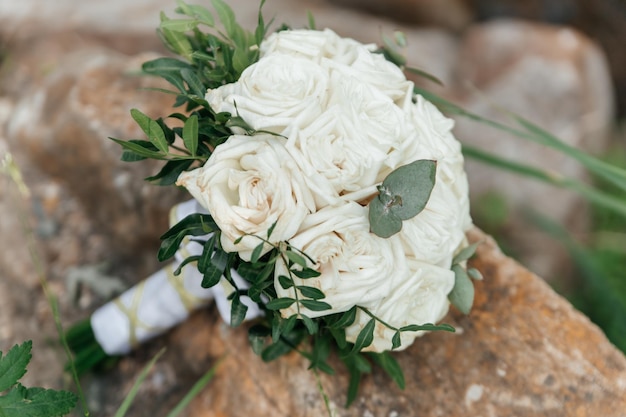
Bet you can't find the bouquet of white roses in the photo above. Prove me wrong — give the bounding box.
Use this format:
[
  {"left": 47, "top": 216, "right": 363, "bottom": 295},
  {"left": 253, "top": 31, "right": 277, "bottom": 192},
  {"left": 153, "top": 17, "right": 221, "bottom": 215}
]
[{"left": 67, "top": 0, "right": 479, "bottom": 404}]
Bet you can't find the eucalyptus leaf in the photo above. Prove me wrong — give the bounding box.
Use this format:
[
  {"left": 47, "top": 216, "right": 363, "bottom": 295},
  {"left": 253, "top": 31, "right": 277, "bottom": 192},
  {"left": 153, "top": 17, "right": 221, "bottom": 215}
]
[
  {"left": 382, "top": 159, "right": 436, "bottom": 220},
  {"left": 449, "top": 264, "right": 475, "bottom": 314},
  {"left": 369, "top": 197, "right": 402, "bottom": 238},
  {"left": 468, "top": 268, "right": 483, "bottom": 281},
  {"left": 452, "top": 242, "right": 480, "bottom": 265}
]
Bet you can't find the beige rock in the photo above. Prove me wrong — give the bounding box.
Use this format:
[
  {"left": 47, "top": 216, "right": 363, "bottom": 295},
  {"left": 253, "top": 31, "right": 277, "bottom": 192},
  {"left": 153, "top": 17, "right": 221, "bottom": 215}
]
[
  {"left": 450, "top": 20, "right": 614, "bottom": 279},
  {"left": 151, "top": 228, "right": 625, "bottom": 417},
  {"left": 329, "top": 0, "right": 473, "bottom": 31}
]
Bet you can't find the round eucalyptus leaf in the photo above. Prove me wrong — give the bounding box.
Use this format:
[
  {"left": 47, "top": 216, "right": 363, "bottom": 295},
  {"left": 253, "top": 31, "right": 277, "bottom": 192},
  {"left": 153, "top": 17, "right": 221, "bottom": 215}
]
[
  {"left": 369, "top": 197, "right": 402, "bottom": 238},
  {"left": 449, "top": 264, "right": 474, "bottom": 315},
  {"left": 384, "top": 159, "right": 436, "bottom": 220}
]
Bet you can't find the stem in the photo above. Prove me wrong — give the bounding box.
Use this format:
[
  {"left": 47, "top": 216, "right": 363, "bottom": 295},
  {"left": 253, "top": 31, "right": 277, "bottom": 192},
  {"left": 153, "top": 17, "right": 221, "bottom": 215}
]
[{"left": 357, "top": 306, "right": 399, "bottom": 332}]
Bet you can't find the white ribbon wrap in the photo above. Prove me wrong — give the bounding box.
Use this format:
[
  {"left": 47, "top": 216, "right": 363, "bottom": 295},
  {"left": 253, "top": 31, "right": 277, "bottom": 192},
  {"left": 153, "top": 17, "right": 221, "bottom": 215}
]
[{"left": 91, "top": 199, "right": 263, "bottom": 356}]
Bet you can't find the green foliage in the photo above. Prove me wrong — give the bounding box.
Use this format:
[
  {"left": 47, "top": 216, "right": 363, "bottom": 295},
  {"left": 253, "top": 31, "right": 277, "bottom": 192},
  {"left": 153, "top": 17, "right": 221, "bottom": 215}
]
[
  {"left": 369, "top": 160, "right": 436, "bottom": 238},
  {"left": 0, "top": 341, "right": 77, "bottom": 417}
]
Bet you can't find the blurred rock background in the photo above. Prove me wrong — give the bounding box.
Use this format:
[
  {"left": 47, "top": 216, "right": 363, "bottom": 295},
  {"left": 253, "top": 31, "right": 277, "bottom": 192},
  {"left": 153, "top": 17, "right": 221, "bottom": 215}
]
[{"left": 0, "top": 0, "right": 625, "bottom": 416}]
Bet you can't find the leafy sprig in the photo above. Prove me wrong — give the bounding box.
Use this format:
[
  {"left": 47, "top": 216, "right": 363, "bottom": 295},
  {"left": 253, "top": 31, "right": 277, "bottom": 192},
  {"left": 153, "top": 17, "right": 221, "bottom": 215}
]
[
  {"left": 107, "top": 1, "right": 471, "bottom": 406},
  {"left": 0, "top": 341, "right": 77, "bottom": 417}
]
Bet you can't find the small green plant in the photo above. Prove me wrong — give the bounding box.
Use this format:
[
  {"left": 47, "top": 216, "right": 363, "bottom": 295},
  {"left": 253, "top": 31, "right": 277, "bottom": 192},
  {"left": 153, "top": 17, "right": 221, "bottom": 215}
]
[{"left": 0, "top": 341, "right": 77, "bottom": 417}]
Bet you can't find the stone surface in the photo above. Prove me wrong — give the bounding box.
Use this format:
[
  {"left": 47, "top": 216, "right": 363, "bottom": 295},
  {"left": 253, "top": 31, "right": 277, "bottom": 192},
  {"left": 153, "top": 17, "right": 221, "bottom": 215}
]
[
  {"left": 0, "top": 1, "right": 622, "bottom": 417},
  {"left": 450, "top": 20, "right": 614, "bottom": 279},
  {"left": 86, "top": 228, "right": 626, "bottom": 417}
]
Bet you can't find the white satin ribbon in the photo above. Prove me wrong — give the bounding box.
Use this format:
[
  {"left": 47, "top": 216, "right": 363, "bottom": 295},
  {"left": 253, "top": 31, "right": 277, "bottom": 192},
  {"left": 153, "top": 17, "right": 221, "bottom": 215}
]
[{"left": 91, "top": 199, "right": 263, "bottom": 356}]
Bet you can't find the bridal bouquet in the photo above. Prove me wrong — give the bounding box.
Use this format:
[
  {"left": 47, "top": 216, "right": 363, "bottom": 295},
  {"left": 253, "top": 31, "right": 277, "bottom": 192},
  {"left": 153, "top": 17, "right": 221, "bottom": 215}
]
[{"left": 67, "top": 0, "right": 479, "bottom": 404}]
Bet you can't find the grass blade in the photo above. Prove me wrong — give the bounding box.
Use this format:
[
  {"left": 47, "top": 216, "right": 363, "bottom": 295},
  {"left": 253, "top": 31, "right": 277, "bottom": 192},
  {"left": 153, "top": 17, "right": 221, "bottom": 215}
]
[
  {"left": 462, "top": 144, "right": 626, "bottom": 218},
  {"left": 165, "top": 358, "right": 223, "bottom": 417},
  {"left": 114, "top": 348, "right": 166, "bottom": 417}
]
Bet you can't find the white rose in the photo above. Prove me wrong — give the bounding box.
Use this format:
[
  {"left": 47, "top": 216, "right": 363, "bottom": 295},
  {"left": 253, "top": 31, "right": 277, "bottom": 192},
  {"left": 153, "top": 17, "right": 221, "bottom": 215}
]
[
  {"left": 274, "top": 202, "right": 406, "bottom": 318},
  {"left": 261, "top": 28, "right": 369, "bottom": 65},
  {"left": 206, "top": 53, "right": 329, "bottom": 135},
  {"left": 399, "top": 179, "right": 471, "bottom": 267},
  {"left": 176, "top": 134, "right": 315, "bottom": 260},
  {"left": 285, "top": 73, "right": 409, "bottom": 200},
  {"left": 326, "top": 46, "right": 414, "bottom": 106},
  {"left": 344, "top": 260, "right": 455, "bottom": 352}
]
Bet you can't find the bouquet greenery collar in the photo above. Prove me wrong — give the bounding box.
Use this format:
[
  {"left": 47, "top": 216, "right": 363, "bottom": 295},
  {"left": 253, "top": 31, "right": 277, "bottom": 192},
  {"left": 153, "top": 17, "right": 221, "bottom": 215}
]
[{"left": 71, "top": 0, "right": 480, "bottom": 407}]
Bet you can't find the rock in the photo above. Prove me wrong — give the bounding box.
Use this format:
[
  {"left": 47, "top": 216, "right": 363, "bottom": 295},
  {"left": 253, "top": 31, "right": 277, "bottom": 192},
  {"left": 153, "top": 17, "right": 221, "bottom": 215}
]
[
  {"left": 87, "top": 228, "right": 626, "bottom": 417},
  {"left": 449, "top": 20, "right": 614, "bottom": 279},
  {"left": 328, "top": 0, "right": 473, "bottom": 31}
]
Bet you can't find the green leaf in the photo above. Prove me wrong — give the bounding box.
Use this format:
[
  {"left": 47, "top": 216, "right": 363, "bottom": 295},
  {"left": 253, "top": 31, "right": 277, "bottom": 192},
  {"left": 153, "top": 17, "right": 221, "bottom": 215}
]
[
  {"left": 391, "top": 331, "right": 401, "bottom": 350},
  {"left": 182, "top": 114, "right": 199, "bottom": 156},
  {"left": 201, "top": 249, "right": 228, "bottom": 288},
  {"left": 292, "top": 268, "right": 321, "bottom": 279},
  {"left": 211, "top": 0, "right": 237, "bottom": 38},
  {"left": 109, "top": 138, "right": 168, "bottom": 161},
  {"left": 452, "top": 242, "right": 480, "bottom": 265},
  {"left": 277, "top": 275, "right": 293, "bottom": 290},
  {"left": 230, "top": 293, "right": 248, "bottom": 327},
  {"left": 405, "top": 66, "right": 444, "bottom": 86},
  {"left": 297, "top": 286, "right": 325, "bottom": 300},
  {"left": 180, "top": 68, "right": 206, "bottom": 98},
  {"left": 159, "top": 14, "right": 193, "bottom": 60},
  {"left": 0, "top": 384, "right": 77, "bottom": 417},
  {"left": 158, "top": 214, "right": 216, "bottom": 262},
  {"left": 382, "top": 159, "right": 436, "bottom": 220},
  {"left": 399, "top": 323, "right": 456, "bottom": 333},
  {"left": 300, "top": 314, "right": 318, "bottom": 335},
  {"left": 449, "top": 264, "right": 475, "bottom": 315},
  {"left": 300, "top": 299, "right": 332, "bottom": 311},
  {"left": 130, "top": 108, "right": 169, "bottom": 153},
  {"left": 248, "top": 325, "right": 270, "bottom": 355},
  {"left": 285, "top": 251, "right": 308, "bottom": 267},
  {"left": 348, "top": 319, "right": 375, "bottom": 355},
  {"left": 368, "top": 197, "right": 402, "bottom": 238},
  {"left": 175, "top": 0, "right": 215, "bottom": 26},
  {"left": 261, "top": 328, "right": 306, "bottom": 362},
  {"left": 369, "top": 160, "right": 437, "bottom": 238},
  {"left": 369, "top": 352, "right": 405, "bottom": 389},
  {"left": 197, "top": 235, "right": 217, "bottom": 273},
  {"left": 159, "top": 18, "right": 199, "bottom": 32},
  {"left": 250, "top": 242, "right": 265, "bottom": 263},
  {"left": 0, "top": 341, "right": 31, "bottom": 392},
  {"left": 468, "top": 268, "right": 483, "bottom": 281},
  {"left": 145, "top": 159, "right": 194, "bottom": 186},
  {"left": 173, "top": 255, "right": 201, "bottom": 276},
  {"left": 327, "top": 306, "right": 357, "bottom": 329},
  {"left": 142, "top": 57, "right": 192, "bottom": 74},
  {"left": 306, "top": 10, "right": 316, "bottom": 29},
  {"left": 265, "top": 297, "right": 296, "bottom": 311}
]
